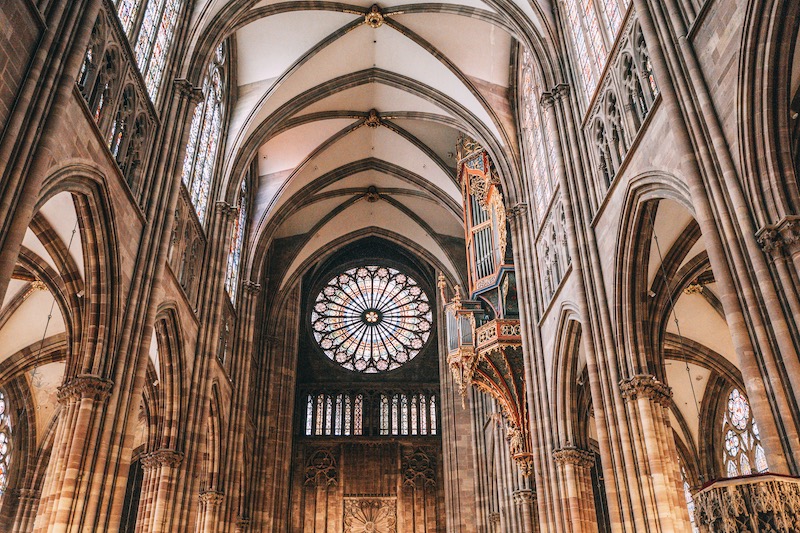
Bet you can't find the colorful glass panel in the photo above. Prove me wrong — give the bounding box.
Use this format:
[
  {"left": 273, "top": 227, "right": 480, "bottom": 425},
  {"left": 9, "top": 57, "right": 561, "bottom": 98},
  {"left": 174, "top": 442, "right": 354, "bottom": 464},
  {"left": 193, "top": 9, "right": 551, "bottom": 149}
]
[
  {"left": 564, "top": 0, "right": 598, "bottom": 96},
  {"left": 0, "top": 391, "right": 10, "bottom": 497},
  {"left": 182, "top": 50, "right": 224, "bottom": 224},
  {"left": 225, "top": 179, "right": 247, "bottom": 303},
  {"left": 114, "top": 0, "right": 142, "bottom": 34},
  {"left": 722, "top": 388, "right": 768, "bottom": 477},
  {"left": 311, "top": 266, "right": 433, "bottom": 373},
  {"left": 520, "top": 49, "right": 554, "bottom": 222},
  {"left": 134, "top": 0, "right": 181, "bottom": 100}
]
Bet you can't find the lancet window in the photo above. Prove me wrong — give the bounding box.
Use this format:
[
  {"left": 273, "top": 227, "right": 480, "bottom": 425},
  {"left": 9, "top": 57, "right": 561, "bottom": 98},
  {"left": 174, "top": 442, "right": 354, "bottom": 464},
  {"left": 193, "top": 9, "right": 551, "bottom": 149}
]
[
  {"left": 108, "top": 0, "right": 184, "bottom": 100},
  {"left": 182, "top": 44, "right": 226, "bottom": 224},
  {"left": 519, "top": 48, "right": 557, "bottom": 223},
  {"left": 225, "top": 179, "right": 248, "bottom": 303},
  {"left": 133, "top": 0, "right": 182, "bottom": 99},
  {"left": 0, "top": 391, "right": 11, "bottom": 499},
  {"left": 680, "top": 464, "right": 699, "bottom": 533},
  {"left": 722, "top": 388, "right": 768, "bottom": 477},
  {"left": 302, "top": 390, "right": 438, "bottom": 437},
  {"left": 561, "top": 0, "right": 631, "bottom": 101}
]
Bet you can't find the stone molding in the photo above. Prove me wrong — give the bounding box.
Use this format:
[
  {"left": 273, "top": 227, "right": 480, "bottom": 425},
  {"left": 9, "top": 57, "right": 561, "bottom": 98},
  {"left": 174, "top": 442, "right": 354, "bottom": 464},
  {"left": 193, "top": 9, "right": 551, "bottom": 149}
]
[
  {"left": 512, "top": 489, "right": 536, "bottom": 505},
  {"left": 757, "top": 215, "right": 800, "bottom": 256},
  {"left": 552, "top": 446, "right": 595, "bottom": 468},
  {"left": 199, "top": 490, "right": 225, "bottom": 505},
  {"left": 57, "top": 374, "right": 113, "bottom": 403},
  {"left": 619, "top": 374, "right": 672, "bottom": 406},
  {"left": 507, "top": 202, "right": 529, "bottom": 222},
  {"left": 173, "top": 78, "right": 204, "bottom": 103},
  {"left": 215, "top": 200, "right": 237, "bottom": 218},
  {"left": 694, "top": 475, "right": 800, "bottom": 532},
  {"left": 242, "top": 280, "right": 261, "bottom": 294},
  {"left": 141, "top": 448, "right": 184, "bottom": 469}
]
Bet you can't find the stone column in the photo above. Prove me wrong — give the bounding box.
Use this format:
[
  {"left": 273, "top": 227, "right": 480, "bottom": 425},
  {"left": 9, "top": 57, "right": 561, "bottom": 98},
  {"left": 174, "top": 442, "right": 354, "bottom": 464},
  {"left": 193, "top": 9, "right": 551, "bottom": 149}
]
[
  {"left": 512, "top": 489, "right": 536, "bottom": 533},
  {"left": 11, "top": 488, "right": 40, "bottom": 533},
  {"left": 488, "top": 512, "right": 501, "bottom": 533},
  {"left": 33, "top": 375, "right": 113, "bottom": 532},
  {"left": 197, "top": 490, "right": 224, "bottom": 533},
  {"left": 136, "top": 449, "right": 184, "bottom": 532},
  {"left": 619, "top": 375, "right": 691, "bottom": 531},
  {"left": 553, "top": 447, "right": 597, "bottom": 533}
]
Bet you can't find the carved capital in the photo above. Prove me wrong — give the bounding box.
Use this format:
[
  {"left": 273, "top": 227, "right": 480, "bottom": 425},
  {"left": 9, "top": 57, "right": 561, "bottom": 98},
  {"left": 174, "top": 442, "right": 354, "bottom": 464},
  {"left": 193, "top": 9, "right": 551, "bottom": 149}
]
[
  {"left": 512, "top": 488, "right": 536, "bottom": 505},
  {"left": 57, "top": 374, "right": 113, "bottom": 403},
  {"left": 619, "top": 374, "right": 672, "bottom": 406},
  {"left": 235, "top": 517, "right": 251, "bottom": 531},
  {"left": 173, "top": 78, "right": 204, "bottom": 103},
  {"left": 552, "top": 446, "right": 595, "bottom": 468},
  {"left": 757, "top": 216, "right": 800, "bottom": 256},
  {"left": 365, "top": 4, "right": 385, "bottom": 27},
  {"left": 507, "top": 202, "right": 529, "bottom": 221},
  {"left": 141, "top": 448, "right": 184, "bottom": 469},
  {"left": 489, "top": 512, "right": 501, "bottom": 525},
  {"left": 215, "top": 200, "right": 237, "bottom": 219},
  {"left": 199, "top": 490, "right": 225, "bottom": 505},
  {"left": 242, "top": 280, "right": 261, "bottom": 294},
  {"left": 552, "top": 83, "right": 571, "bottom": 101}
]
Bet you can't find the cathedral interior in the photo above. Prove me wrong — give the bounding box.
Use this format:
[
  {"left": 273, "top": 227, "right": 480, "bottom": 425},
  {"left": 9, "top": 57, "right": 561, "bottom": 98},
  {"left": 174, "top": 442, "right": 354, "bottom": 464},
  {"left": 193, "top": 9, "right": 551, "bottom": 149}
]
[{"left": 0, "top": 0, "right": 799, "bottom": 531}]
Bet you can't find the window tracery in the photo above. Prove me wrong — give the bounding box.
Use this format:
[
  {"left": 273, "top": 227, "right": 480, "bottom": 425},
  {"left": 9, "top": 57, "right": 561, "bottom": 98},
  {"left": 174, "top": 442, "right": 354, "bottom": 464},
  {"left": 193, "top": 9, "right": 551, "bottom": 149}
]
[
  {"left": 311, "top": 266, "right": 432, "bottom": 373},
  {"left": 0, "top": 391, "right": 11, "bottom": 499},
  {"left": 113, "top": 0, "right": 143, "bottom": 34},
  {"left": 519, "top": 49, "right": 556, "bottom": 224},
  {"left": 680, "top": 464, "right": 699, "bottom": 533},
  {"left": 722, "top": 388, "right": 768, "bottom": 477},
  {"left": 134, "top": 0, "right": 182, "bottom": 99},
  {"left": 225, "top": 179, "right": 247, "bottom": 303},
  {"left": 303, "top": 391, "right": 438, "bottom": 437},
  {"left": 182, "top": 45, "right": 226, "bottom": 224}
]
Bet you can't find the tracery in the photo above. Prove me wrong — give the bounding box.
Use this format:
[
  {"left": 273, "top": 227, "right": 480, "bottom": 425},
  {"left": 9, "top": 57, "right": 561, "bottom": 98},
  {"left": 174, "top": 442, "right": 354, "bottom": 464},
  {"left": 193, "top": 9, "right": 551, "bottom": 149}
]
[
  {"left": 0, "top": 391, "right": 11, "bottom": 500},
  {"left": 311, "top": 266, "right": 433, "bottom": 373},
  {"left": 225, "top": 179, "right": 247, "bottom": 303},
  {"left": 722, "top": 388, "right": 768, "bottom": 477},
  {"left": 182, "top": 44, "right": 226, "bottom": 224}
]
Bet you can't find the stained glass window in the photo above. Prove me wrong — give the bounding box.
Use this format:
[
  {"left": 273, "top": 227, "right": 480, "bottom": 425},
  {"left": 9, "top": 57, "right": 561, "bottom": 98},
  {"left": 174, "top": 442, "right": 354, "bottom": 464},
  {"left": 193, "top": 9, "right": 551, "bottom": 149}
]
[
  {"left": 722, "top": 388, "right": 768, "bottom": 477},
  {"left": 225, "top": 179, "right": 247, "bottom": 303},
  {"left": 520, "top": 49, "right": 555, "bottom": 223},
  {"left": 0, "top": 391, "right": 11, "bottom": 498},
  {"left": 182, "top": 46, "right": 225, "bottom": 225},
  {"left": 563, "top": 0, "right": 612, "bottom": 99},
  {"left": 599, "top": 0, "right": 623, "bottom": 36},
  {"left": 680, "top": 463, "right": 699, "bottom": 533},
  {"left": 113, "top": 0, "right": 143, "bottom": 34},
  {"left": 134, "top": 0, "right": 182, "bottom": 100},
  {"left": 311, "top": 266, "right": 433, "bottom": 373}
]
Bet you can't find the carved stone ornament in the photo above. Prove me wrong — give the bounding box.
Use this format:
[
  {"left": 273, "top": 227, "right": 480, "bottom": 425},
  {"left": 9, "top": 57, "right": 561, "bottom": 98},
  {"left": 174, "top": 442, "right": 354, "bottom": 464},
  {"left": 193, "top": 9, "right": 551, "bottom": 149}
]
[
  {"left": 343, "top": 497, "right": 397, "bottom": 533},
  {"left": 365, "top": 5, "right": 385, "bottom": 28},
  {"left": 757, "top": 215, "right": 800, "bottom": 256},
  {"left": 693, "top": 474, "right": 800, "bottom": 533},
  {"left": 619, "top": 374, "right": 672, "bottom": 406},
  {"left": 199, "top": 490, "right": 224, "bottom": 505},
  {"left": 141, "top": 448, "right": 184, "bottom": 470},
  {"left": 512, "top": 489, "right": 536, "bottom": 505},
  {"left": 304, "top": 448, "right": 338, "bottom": 487},
  {"left": 402, "top": 448, "right": 436, "bottom": 489},
  {"left": 365, "top": 109, "right": 382, "bottom": 128},
  {"left": 552, "top": 446, "right": 595, "bottom": 469},
  {"left": 173, "top": 78, "right": 204, "bottom": 103},
  {"left": 57, "top": 374, "right": 113, "bottom": 403},
  {"left": 242, "top": 280, "right": 261, "bottom": 294}
]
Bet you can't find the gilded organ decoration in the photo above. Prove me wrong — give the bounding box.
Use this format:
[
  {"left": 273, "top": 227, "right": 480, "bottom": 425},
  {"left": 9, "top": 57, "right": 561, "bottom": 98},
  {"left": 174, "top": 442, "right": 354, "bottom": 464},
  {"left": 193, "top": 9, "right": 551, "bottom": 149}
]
[{"left": 441, "top": 139, "right": 532, "bottom": 475}]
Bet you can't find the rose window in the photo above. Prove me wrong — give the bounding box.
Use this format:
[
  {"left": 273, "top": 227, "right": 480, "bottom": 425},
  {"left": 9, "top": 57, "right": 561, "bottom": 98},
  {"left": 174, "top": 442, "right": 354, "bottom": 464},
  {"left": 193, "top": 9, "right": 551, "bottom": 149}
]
[{"left": 311, "top": 266, "right": 433, "bottom": 373}]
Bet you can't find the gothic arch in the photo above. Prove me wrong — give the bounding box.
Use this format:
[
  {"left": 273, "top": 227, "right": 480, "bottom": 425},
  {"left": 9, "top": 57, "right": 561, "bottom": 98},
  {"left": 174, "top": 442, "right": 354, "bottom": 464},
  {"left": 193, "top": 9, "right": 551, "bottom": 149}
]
[
  {"left": 552, "top": 307, "right": 585, "bottom": 448},
  {"left": 614, "top": 172, "right": 694, "bottom": 377},
  {"left": 152, "top": 305, "right": 186, "bottom": 451},
  {"left": 36, "top": 163, "right": 120, "bottom": 379},
  {"left": 738, "top": 0, "right": 800, "bottom": 225}
]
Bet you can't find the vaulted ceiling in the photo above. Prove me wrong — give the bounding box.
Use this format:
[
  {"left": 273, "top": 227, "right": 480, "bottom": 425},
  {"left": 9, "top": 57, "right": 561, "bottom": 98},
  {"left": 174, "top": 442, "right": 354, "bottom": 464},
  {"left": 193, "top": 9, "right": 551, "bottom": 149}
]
[{"left": 181, "top": 0, "right": 559, "bottom": 289}]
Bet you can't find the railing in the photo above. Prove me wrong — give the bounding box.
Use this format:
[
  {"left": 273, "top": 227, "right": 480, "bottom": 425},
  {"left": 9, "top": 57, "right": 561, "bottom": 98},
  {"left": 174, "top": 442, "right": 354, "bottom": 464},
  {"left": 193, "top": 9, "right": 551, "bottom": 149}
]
[{"left": 693, "top": 474, "right": 800, "bottom": 532}]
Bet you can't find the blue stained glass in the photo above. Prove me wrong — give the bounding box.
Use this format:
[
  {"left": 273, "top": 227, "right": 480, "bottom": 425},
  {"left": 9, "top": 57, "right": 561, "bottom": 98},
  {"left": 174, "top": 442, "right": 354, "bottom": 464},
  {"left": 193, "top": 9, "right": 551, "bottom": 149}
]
[
  {"left": 0, "top": 391, "right": 10, "bottom": 497},
  {"left": 182, "top": 50, "right": 225, "bottom": 225},
  {"left": 114, "top": 0, "right": 142, "bottom": 34},
  {"left": 311, "top": 266, "right": 433, "bottom": 373},
  {"left": 225, "top": 180, "right": 247, "bottom": 302}
]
